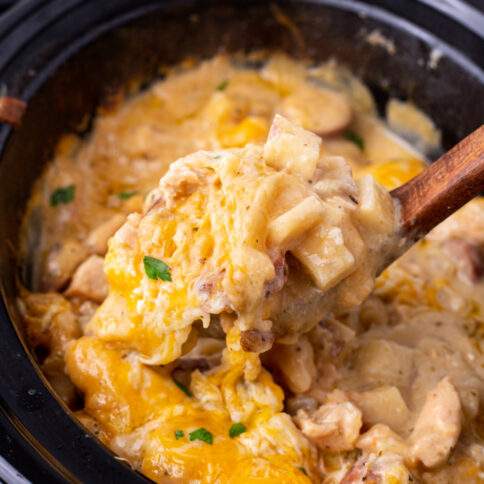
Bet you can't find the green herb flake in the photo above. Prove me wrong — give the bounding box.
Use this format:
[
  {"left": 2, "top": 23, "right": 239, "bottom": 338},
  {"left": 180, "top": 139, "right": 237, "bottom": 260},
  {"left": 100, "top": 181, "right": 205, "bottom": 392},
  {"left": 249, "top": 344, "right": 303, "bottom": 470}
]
[
  {"left": 117, "top": 190, "right": 138, "bottom": 200},
  {"left": 174, "top": 430, "right": 184, "bottom": 440},
  {"left": 229, "top": 422, "right": 246, "bottom": 438},
  {"left": 298, "top": 466, "right": 308, "bottom": 476},
  {"left": 189, "top": 427, "right": 213, "bottom": 445},
  {"left": 50, "top": 185, "right": 75, "bottom": 207},
  {"left": 343, "top": 130, "right": 365, "bottom": 150},
  {"left": 216, "top": 80, "right": 229, "bottom": 91},
  {"left": 173, "top": 378, "right": 192, "bottom": 397},
  {"left": 143, "top": 256, "right": 172, "bottom": 281}
]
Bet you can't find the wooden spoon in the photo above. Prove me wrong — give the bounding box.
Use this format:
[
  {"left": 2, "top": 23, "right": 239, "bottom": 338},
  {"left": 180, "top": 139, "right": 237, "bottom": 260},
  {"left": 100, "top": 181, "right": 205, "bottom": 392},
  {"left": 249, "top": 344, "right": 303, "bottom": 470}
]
[{"left": 390, "top": 124, "right": 484, "bottom": 258}]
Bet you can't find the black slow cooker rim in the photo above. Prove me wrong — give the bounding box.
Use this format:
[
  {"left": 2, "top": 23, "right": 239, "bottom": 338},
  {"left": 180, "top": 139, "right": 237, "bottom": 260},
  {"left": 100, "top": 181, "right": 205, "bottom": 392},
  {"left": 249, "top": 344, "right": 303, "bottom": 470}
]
[{"left": 0, "top": 1, "right": 482, "bottom": 483}]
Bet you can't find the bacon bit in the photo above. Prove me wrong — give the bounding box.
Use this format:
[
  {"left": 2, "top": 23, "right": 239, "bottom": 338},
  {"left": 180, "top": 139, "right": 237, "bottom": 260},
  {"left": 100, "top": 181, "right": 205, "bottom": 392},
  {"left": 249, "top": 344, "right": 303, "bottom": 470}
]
[
  {"left": 0, "top": 96, "right": 27, "bottom": 126},
  {"left": 264, "top": 251, "right": 288, "bottom": 297},
  {"left": 240, "top": 329, "right": 275, "bottom": 353}
]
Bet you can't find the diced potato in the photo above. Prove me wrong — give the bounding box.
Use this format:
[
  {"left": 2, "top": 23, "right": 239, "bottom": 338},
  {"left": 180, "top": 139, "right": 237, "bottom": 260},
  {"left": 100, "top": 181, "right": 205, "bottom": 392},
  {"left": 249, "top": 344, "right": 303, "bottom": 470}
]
[
  {"left": 292, "top": 203, "right": 366, "bottom": 293},
  {"left": 355, "top": 175, "right": 395, "bottom": 236},
  {"left": 267, "top": 336, "right": 317, "bottom": 393},
  {"left": 351, "top": 386, "right": 411, "bottom": 434},
  {"left": 323, "top": 207, "right": 365, "bottom": 260},
  {"left": 281, "top": 84, "right": 352, "bottom": 135},
  {"left": 268, "top": 196, "right": 325, "bottom": 248},
  {"left": 335, "top": 263, "right": 374, "bottom": 310},
  {"left": 354, "top": 339, "right": 414, "bottom": 388},
  {"left": 244, "top": 173, "right": 283, "bottom": 248},
  {"left": 312, "top": 179, "right": 348, "bottom": 199},
  {"left": 292, "top": 225, "right": 355, "bottom": 292},
  {"left": 264, "top": 114, "right": 321, "bottom": 181},
  {"left": 314, "top": 156, "right": 356, "bottom": 190}
]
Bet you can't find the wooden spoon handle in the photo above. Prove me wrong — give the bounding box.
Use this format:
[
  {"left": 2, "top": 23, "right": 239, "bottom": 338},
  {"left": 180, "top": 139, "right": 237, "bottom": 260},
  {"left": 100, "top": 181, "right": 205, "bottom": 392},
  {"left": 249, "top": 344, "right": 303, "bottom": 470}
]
[{"left": 391, "top": 125, "right": 484, "bottom": 242}]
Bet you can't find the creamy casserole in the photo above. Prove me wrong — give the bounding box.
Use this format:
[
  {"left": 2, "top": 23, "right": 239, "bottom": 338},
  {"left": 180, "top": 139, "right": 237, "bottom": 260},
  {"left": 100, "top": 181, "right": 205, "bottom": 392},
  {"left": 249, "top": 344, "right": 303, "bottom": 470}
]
[{"left": 18, "top": 54, "right": 484, "bottom": 483}]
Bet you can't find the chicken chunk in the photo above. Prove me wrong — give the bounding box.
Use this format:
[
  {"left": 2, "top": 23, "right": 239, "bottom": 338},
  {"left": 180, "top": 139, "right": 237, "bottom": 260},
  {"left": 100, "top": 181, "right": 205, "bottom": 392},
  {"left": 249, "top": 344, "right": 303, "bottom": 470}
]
[
  {"left": 265, "top": 335, "right": 317, "bottom": 393},
  {"left": 295, "top": 401, "right": 362, "bottom": 451},
  {"left": 341, "top": 453, "right": 411, "bottom": 484},
  {"left": 408, "top": 377, "right": 462, "bottom": 468},
  {"left": 86, "top": 214, "right": 126, "bottom": 255},
  {"left": 357, "top": 424, "right": 408, "bottom": 457},
  {"left": 42, "top": 239, "right": 89, "bottom": 291},
  {"left": 64, "top": 255, "right": 108, "bottom": 303}
]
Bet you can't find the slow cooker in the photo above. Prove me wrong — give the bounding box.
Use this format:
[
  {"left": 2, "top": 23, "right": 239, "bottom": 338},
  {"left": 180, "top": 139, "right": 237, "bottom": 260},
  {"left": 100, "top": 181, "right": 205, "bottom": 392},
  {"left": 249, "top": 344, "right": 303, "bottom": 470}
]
[{"left": 0, "top": 0, "right": 483, "bottom": 482}]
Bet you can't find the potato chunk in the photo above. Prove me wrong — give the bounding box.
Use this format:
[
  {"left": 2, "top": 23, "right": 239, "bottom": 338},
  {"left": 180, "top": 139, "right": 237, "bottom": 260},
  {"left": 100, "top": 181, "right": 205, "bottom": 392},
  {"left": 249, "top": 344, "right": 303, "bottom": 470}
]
[
  {"left": 355, "top": 175, "right": 395, "bottom": 236},
  {"left": 266, "top": 336, "right": 317, "bottom": 393},
  {"left": 351, "top": 386, "right": 411, "bottom": 434},
  {"left": 292, "top": 226, "right": 355, "bottom": 292},
  {"left": 268, "top": 196, "right": 325, "bottom": 248},
  {"left": 292, "top": 208, "right": 364, "bottom": 292},
  {"left": 354, "top": 339, "right": 414, "bottom": 388},
  {"left": 264, "top": 114, "right": 321, "bottom": 181}
]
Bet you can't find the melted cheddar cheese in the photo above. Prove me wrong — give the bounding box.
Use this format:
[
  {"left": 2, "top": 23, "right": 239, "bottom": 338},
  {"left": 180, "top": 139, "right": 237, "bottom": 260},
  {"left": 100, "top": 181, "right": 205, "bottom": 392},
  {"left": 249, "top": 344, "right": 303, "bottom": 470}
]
[{"left": 67, "top": 330, "right": 316, "bottom": 483}]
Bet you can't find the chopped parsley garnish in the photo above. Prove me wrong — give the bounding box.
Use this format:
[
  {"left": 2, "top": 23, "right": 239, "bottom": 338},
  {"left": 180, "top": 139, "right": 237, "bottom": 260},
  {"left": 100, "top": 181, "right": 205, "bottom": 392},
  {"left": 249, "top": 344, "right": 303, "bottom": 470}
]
[
  {"left": 229, "top": 422, "right": 246, "bottom": 438},
  {"left": 343, "top": 130, "right": 365, "bottom": 150},
  {"left": 117, "top": 190, "right": 138, "bottom": 200},
  {"left": 143, "top": 256, "right": 172, "bottom": 281},
  {"left": 216, "top": 79, "right": 229, "bottom": 91},
  {"left": 298, "top": 466, "right": 308, "bottom": 476},
  {"left": 173, "top": 378, "right": 192, "bottom": 397},
  {"left": 174, "top": 430, "right": 184, "bottom": 440},
  {"left": 50, "top": 185, "right": 75, "bottom": 207},
  {"left": 189, "top": 427, "right": 213, "bottom": 444}
]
